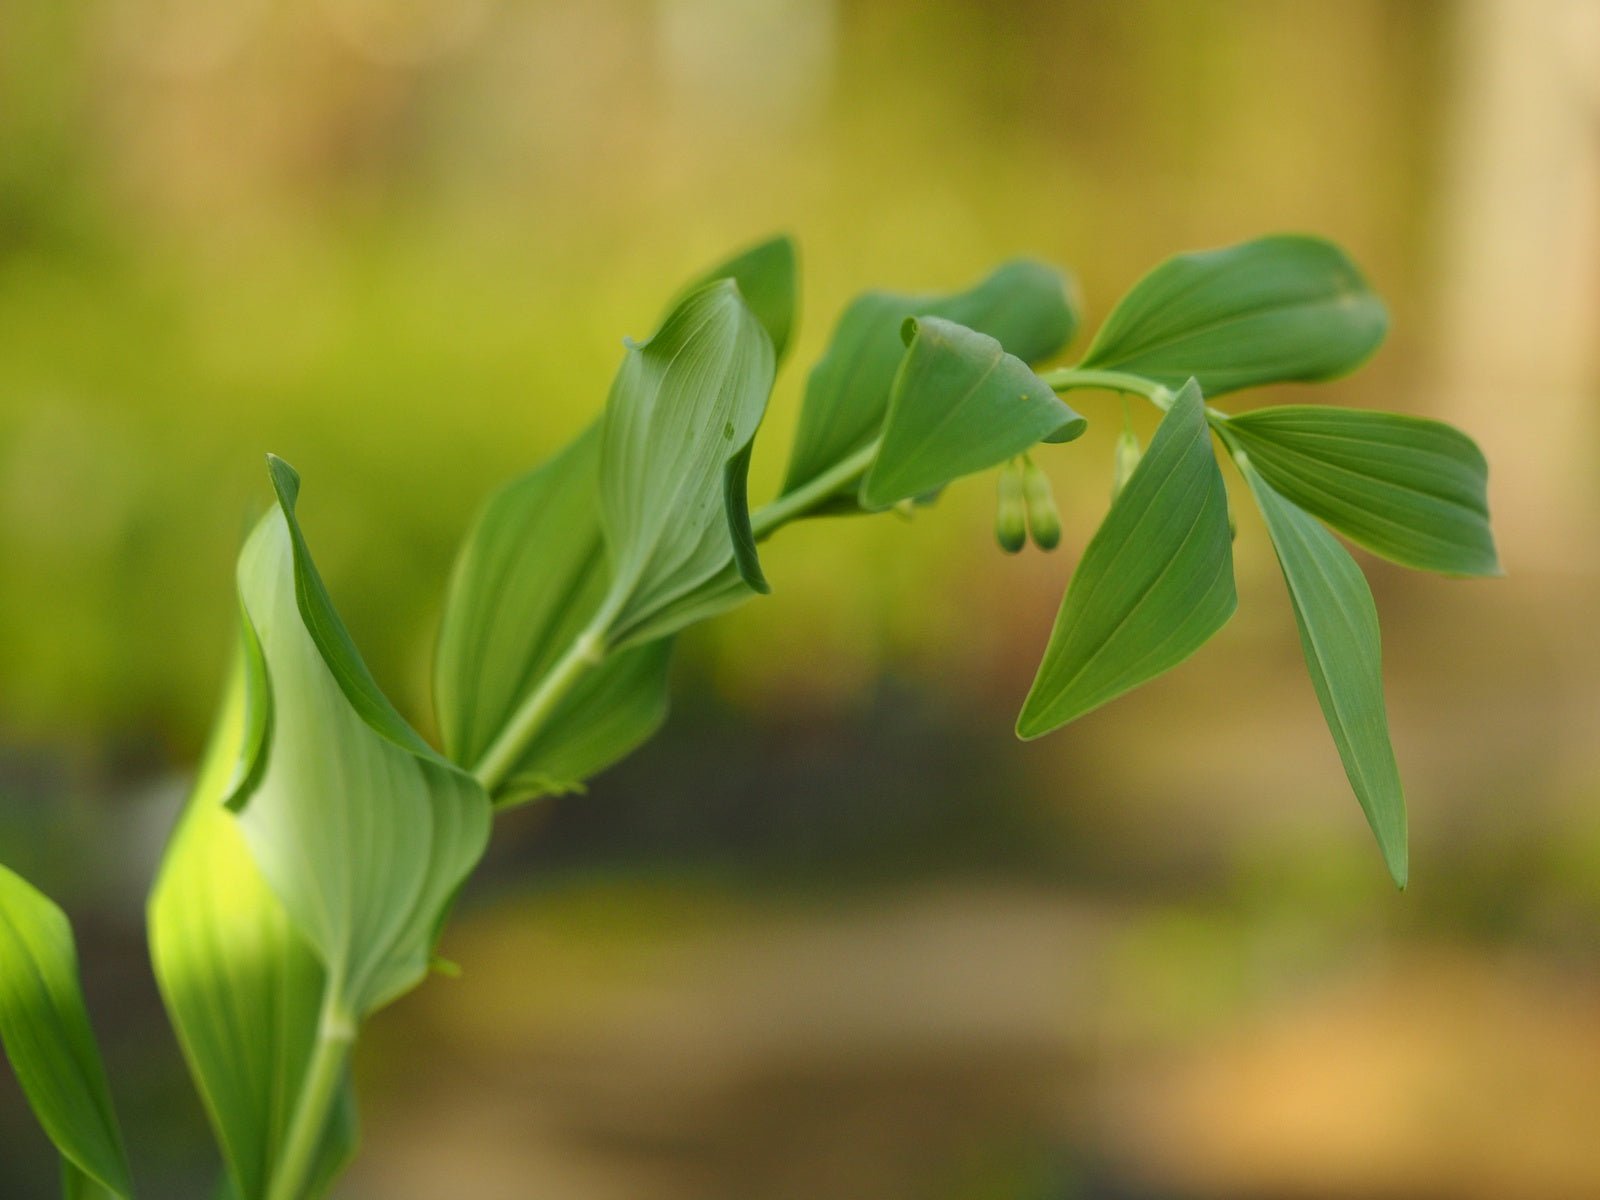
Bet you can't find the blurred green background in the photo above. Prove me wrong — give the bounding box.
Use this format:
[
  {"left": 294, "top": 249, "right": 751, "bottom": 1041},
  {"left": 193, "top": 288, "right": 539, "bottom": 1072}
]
[{"left": 3, "top": 0, "right": 1598, "bottom": 1196}]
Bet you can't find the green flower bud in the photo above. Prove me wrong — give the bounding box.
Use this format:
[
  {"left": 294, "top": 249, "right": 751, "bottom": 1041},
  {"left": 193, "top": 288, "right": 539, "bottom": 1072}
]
[
  {"left": 1022, "top": 458, "right": 1061, "bottom": 551},
  {"left": 1111, "top": 429, "right": 1142, "bottom": 501},
  {"left": 995, "top": 461, "right": 1027, "bottom": 554}
]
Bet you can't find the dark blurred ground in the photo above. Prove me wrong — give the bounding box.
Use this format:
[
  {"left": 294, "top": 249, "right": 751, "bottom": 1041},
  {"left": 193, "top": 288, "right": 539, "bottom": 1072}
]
[{"left": 2, "top": 1, "right": 1599, "bottom": 1197}]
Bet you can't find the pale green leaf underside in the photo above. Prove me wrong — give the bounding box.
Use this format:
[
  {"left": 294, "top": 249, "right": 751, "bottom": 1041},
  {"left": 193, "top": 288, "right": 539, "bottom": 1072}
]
[
  {"left": 1081, "top": 234, "right": 1387, "bottom": 396},
  {"left": 1234, "top": 455, "right": 1408, "bottom": 887},
  {"left": 234, "top": 464, "right": 490, "bottom": 1018},
  {"left": 149, "top": 665, "right": 356, "bottom": 1200},
  {"left": 665, "top": 235, "right": 798, "bottom": 363},
  {"left": 0, "top": 865, "right": 133, "bottom": 1198},
  {"left": 1224, "top": 405, "right": 1498, "bottom": 577},
  {"left": 782, "top": 259, "right": 1080, "bottom": 504},
  {"left": 600, "top": 279, "right": 776, "bottom": 638},
  {"left": 1018, "top": 380, "right": 1236, "bottom": 737},
  {"left": 861, "top": 316, "right": 1086, "bottom": 508}
]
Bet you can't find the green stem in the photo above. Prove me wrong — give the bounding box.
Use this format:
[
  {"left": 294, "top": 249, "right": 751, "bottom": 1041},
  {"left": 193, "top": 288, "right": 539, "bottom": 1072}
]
[
  {"left": 471, "top": 616, "right": 609, "bottom": 793},
  {"left": 1045, "top": 366, "right": 1234, "bottom": 426},
  {"left": 267, "top": 993, "right": 354, "bottom": 1200},
  {"left": 469, "top": 440, "right": 882, "bottom": 796},
  {"left": 1040, "top": 366, "right": 1175, "bottom": 409},
  {"left": 750, "top": 438, "right": 881, "bottom": 539}
]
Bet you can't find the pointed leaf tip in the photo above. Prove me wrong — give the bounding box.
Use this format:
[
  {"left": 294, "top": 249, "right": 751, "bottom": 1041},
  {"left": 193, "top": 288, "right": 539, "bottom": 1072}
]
[
  {"left": 861, "top": 317, "right": 1085, "bottom": 509},
  {"left": 1231, "top": 452, "right": 1409, "bottom": 889}
]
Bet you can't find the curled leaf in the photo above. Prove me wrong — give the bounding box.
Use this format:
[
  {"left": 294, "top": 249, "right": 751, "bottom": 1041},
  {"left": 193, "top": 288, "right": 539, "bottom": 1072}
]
[
  {"left": 233, "top": 458, "right": 491, "bottom": 1019},
  {"left": 860, "top": 316, "right": 1084, "bottom": 509}
]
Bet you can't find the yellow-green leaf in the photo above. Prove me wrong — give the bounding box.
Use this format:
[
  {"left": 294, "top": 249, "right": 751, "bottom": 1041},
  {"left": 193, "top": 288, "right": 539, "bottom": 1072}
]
[
  {"left": 0, "top": 865, "right": 133, "bottom": 1198},
  {"left": 149, "top": 665, "right": 356, "bottom": 1200}
]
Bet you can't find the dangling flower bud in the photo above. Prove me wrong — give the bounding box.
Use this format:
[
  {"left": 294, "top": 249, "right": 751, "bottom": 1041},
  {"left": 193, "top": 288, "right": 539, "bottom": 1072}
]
[
  {"left": 1111, "top": 429, "right": 1142, "bottom": 501},
  {"left": 1021, "top": 457, "right": 1061, "bottom": 551},
  {"left": 994, "top": 460, "right": 1027, "bottom": 554}
]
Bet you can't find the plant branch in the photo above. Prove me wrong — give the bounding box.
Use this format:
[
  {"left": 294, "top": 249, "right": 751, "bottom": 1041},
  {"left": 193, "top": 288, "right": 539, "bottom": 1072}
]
[
  {"left": 750, "top": 438, "right": 881, "bottom": 539},
  {"left": 471, "top": 438, "right": 882, "bottom": 797},
  {"left": 266, "top": 992, "right": 354, "bottom": 1200},
  {"left": 1041, "top": 366, "right": 1175, "bottom": 409},
  {"left": 470, "top": 618, "right": 608, "bottom": 794}
]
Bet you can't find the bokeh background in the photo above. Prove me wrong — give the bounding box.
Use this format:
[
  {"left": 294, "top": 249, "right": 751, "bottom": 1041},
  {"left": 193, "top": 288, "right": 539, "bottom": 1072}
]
[{"left": 3, "top": 0, "right": 1599, "bottom": 1196}]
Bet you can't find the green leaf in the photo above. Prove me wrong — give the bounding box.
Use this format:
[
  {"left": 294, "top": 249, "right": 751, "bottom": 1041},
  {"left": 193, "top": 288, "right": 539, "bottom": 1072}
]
[
  {"left": 150, "top": 664, "right": 357, "bottom": 1200},
  {"left": 1232, "top": 452, "right": 1408, "bottom": 887},
  {"left": 666, "top": 235, "right": 798, "bottom": 363},
  {"left": 232, "top": 458, "right": 491, "bottom": 1018},
  {"left": 599, "top": 280, "right": 777, "bottom": 640},
  {"left": 1223, "top": 405, "right": 1498, "bottom": 577},
  {"left": 859, "top": 317, "right": 1085, "bottom": 509},
  {"left": 1080, "top": 235, "right": 1387, "bottom": 395},
  {"left": 0, "top": 865, "right": 133, "bottom": 1198},
  {"left": 434, "top": 427, "right": 674, "bottom": 803},
  {"left": 781, "top": 259, "right": 1080, "bottom": 506},
  {"left": 1018, "top": 380, "right": 1235, "bottom": 737}
]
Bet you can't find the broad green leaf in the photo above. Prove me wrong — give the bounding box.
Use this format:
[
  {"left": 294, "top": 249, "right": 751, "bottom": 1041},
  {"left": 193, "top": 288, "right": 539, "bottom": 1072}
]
[
  {"left": 1018, "top": 380, "right": 1235, "bottom": 737},
  {"left": 150, "top": 664, "right": 357, "bottom": 1200},
  {"left": 599, "top": 280, "right": 777, "bottom": 640},
  {"left": 1232, "top": 452, "right": 1408, "bottom": 887},
  {"left": 1223, "top": 405, "right": 1498, "bottom": 577},
  {"left": 233, "top": 458, "right": 491, "bottom": 1018},
  {"left": 1080, "top": 235, "right": 1387, "bottom": 396},
  {"left": 859, "top": 317, "right": 1085, "bottom": 508},
  {"left": 666, "top": 235, "right": 798, "bottom": 363},
  {"left": 434, "top": 427, "right": 675, "bottom": 803},
  {"left": 781, "top": 260, "right": 1080, "bottom": 505},
  {"left": 0, "top": 865, "right": 133, "bottom": 1198}
]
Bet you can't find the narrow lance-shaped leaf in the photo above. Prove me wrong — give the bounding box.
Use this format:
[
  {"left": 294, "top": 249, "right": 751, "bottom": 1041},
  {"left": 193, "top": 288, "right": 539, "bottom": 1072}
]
[
  {"left": 434, "top": 427, "right": 673, "bottom": 804},
  {"left": 1223, "top": 405, "right": 1498, "bottom": 577},
  {"left": 1230, "top": 448, "right": 1409, "bottom": 887},
  {"left": 860, "top": 316, "right": 1085, "bottom": 509},
  {"left": 1018, "top": 380, "right": 1236, "bottom": 737},
  {"left": 782, "top": 260, "right": 1080, "bottom": 506},
  {"left": 232, "top": 457, "right": 491, "bottom": 1019},
  {"left": 150, "top": 663, "right": 356, "bottom": 1200},
  {"left": 599, "top": 279, "right": 776, "bottom": 643},
  {"left": 1079, "top": 235, "right": 1387, "bottom": 396},
  {"left": 0, "top": 865, "right": 133, "bottom": 1199}
]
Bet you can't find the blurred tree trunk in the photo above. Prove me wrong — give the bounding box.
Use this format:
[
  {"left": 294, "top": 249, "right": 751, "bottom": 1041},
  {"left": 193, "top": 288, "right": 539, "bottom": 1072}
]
[{"left": 1433, "top": 0, "right": 1600, "bottom": 573}]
